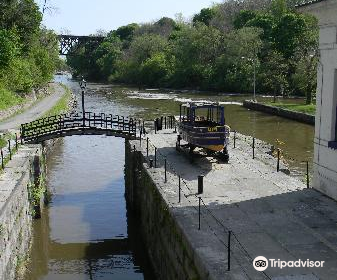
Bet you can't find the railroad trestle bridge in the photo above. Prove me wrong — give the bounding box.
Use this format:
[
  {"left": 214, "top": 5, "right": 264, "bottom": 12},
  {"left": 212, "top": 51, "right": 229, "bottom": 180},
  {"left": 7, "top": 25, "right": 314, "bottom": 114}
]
[
  {"left": 20, "top": 112, "right": 140, "bottom": 144},
  {"left": 58, "top": 35, "right": 105, "bottom": 55}
]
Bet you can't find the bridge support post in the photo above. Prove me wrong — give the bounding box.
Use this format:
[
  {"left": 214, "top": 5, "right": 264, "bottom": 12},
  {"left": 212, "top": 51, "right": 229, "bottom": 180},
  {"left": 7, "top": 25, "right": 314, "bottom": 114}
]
[
  {"left": 8, "top": 140, "right": 11, "bottom": 160},
  {"left": 154, "top": 147, "right": 157, "bottom": 168},
  {"left": 82, "top": 91, "right": 85, "bottom": 127},
  {"left": 1, "top": 149, "right": 3, "bottom": 169},
  {"left": 140, "top": 129, "right": 142, "bottom": 146}
]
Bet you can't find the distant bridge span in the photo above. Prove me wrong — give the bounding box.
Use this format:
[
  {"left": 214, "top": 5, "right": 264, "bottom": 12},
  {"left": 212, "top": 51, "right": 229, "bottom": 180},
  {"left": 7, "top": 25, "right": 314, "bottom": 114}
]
[
  {"left": 58, "top": 35, "right": 105, "bottom": 55},
  {"left": 20, "top": 112, "right": 139, "bottom": 144}
]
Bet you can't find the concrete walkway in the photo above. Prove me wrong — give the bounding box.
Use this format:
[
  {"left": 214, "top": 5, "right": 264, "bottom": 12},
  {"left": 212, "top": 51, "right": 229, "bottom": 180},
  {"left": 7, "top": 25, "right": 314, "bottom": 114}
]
[
  {"left": 132, "top": 130, "right": 337, "bottom": 280},
  {"left": 0, "top": 83, "right": 66, "bottom": 131}
]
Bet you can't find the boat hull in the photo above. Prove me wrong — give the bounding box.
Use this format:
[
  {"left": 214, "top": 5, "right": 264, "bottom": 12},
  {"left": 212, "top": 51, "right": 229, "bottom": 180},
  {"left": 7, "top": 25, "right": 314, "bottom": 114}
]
[{"left": 178, "top": 123, "right": 230, "bottom": 152}]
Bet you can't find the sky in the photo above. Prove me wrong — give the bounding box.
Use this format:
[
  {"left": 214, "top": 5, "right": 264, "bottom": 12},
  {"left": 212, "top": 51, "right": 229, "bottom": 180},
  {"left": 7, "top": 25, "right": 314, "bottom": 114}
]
[{"left": 36, "top": 0, "right": 222, "bottom": 35}]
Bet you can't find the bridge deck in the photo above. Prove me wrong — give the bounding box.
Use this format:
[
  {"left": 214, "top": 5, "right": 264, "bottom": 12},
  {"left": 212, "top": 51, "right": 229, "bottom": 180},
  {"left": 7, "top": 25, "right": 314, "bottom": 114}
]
[{"left": 21, "top": 112, "right": 139, "bottom": 144}]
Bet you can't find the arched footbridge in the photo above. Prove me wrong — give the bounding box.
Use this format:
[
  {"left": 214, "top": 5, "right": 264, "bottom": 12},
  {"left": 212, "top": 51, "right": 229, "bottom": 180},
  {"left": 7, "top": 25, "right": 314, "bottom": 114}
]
[{"left": 20, "top": 112, "right": 140, "bottom": 144}]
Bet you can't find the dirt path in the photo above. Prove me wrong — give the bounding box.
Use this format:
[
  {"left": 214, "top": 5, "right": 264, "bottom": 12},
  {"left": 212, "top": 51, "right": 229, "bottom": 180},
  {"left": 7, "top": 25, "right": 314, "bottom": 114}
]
[{"left": 0, "top": 83, "right": 66, "bottom": 131}]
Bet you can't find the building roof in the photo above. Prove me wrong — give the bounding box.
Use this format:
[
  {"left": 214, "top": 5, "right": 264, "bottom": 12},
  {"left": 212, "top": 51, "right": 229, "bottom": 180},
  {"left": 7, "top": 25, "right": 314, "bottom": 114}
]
[{"left": 296, "top": 0, "right": 327, "bottom": 7}]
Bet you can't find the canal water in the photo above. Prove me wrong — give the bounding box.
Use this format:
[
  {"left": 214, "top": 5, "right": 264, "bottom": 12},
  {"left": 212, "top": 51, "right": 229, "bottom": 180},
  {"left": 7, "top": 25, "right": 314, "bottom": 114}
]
[
  {"left": 25, "top": 75, "right": 314, "bottom": 279},
  {"left": 24, "top": 77, "right": 156, "bottom": 280}
]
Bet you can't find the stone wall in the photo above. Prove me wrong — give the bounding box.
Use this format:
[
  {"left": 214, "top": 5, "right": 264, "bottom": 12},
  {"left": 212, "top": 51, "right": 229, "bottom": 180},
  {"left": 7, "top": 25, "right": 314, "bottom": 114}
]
[
  {"left": 243, "top": 100, "right": 315, "bottom": 125},
  {"left": 0, "top": 145, "right": 44, "bottom": 280},
  {"left": 125, "top": 141, "right": 204, "bottom": 280}
]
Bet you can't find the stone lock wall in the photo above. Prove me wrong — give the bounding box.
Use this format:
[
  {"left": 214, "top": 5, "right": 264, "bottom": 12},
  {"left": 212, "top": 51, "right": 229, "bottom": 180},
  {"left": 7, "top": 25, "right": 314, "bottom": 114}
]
[
  {"left": 0, "top": 145, "right": 44, "bottom": 280},
  {"left": 125, "top": 141, "right": 202, "bottom": 280},
  {"left": 243, "top": 101, "right": 315, "bottom": 125}
]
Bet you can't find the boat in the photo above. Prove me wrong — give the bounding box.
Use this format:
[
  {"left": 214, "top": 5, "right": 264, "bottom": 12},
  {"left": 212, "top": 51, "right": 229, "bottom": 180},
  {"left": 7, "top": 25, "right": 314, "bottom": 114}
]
[{"left": 177, "top": 102, "right": 230, "bottom": 161}]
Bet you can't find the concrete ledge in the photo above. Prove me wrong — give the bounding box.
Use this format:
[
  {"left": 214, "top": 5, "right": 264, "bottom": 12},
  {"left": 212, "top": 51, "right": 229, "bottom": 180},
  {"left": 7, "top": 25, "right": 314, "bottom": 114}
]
[{"left": 243, "top": 100, "right": 315, "bottom": 125}]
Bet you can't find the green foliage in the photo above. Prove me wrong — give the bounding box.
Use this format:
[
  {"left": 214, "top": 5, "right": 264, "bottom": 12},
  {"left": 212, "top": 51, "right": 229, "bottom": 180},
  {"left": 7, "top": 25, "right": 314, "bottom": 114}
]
[
  {"left": 140, "top": 53, "right": 171, "bottom": 86},
  {"left": 0, "top": 0, "right": 42, "bottom": 50},
  {"left": 43, "top": 85, "right": 72, "bottom": 117},
  {"left": 0, "top": 0, "right": 60, "bottom": 113},
  {"left": 259, "top": 50, "right": 288, "bottom": 99},
  {"left": 95, "top": 41, "right": 122, "bottom": 80},
  {"left": 65, "top": 0, "right": 319, "bottom": 100},
  {"left": 0, "top": 83, "right": 24, "bottom": 110},
  {"left": 233, "top": 10, "right": 257, "bottom": 29},
  {"left": 292, "top": 54, "right": 318, "bottom": 104},
  {"left": 0, "top": 29, "right": 19, "bottom": 68},
  {"left": 169, "top": 24, "right": 223, "bottom": 88},
  {"left": 193, "top": 8, "right": 216, "bottom": 26},
  {"left": 266, "top": 102, "right": 316, "bottom": 115},
  {"left": 213, "top": 27, "right": 262, "bottom": 91},
  {"left": 246, "top": 13, "right": 275, "bottom": 42},
  {"left": 273, "top": 13, "right": 307, "bottom": 59},
  {"left": 109, "top": 23, "right": 139, "bottom": 48},
  {"left": 136, "top": 17, "right": 178, "bottom": 38}
]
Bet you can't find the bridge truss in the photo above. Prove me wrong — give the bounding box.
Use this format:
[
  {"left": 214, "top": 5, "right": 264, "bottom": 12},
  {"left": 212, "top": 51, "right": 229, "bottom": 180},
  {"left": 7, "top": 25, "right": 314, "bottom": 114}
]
[{"left": 58, "top": 35, "right": 105, "bottom": 55}]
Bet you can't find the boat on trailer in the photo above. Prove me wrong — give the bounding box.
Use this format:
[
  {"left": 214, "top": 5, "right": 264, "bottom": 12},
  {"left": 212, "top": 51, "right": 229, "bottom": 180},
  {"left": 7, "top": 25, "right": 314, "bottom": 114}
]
[{"left": 177, "top": 102, "right": 230, "bottom": 161}]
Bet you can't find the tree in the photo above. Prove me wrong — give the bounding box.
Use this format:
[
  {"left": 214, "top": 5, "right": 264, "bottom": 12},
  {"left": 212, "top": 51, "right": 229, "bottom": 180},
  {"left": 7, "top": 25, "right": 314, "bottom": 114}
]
[
  {"left": 127, "top": 34, "right": 168, "bottom": 64},
  {"left": 193, "top": 8, "right": 216, "bottom": 26},
  {"left": 169, "top": 24, "right": 222, "bottom": 88},
  {"left": 110, "top": 23, "right": 138, "bottom": 42},
  {"left": 94, "top": 37, "right": 122, "bottom": 80},
  {"left": 233, "top": 10, "right": 257, "bottom": 29},
  {"left": 259, "top": 50, "right": 288, "bottom": 101},
  {"left": 135, "top": 17, "right": 177, "bottom": 38},
  {"left": 210, "top": 0, "right": 272, "bottom": 31},
  {"left": 292, "top": 54, "right": 317, "bottom": 104},
  {"left": 0, "top": 0, "right": 42, "bottom": 49},
  {"left": 270, "top": 0, "right": 288, "bottom": 19},
  {"left": 0, "top": 29, "right": 19, "bottom": 68},
  {"left": 212, "top": 27, "right": 262, "bottom": 91},
  {"left": 273, "top": 13, "right": 307, "bottom": 59},
  {"left": 140, "top": 53, "right": 171, "bottom": 86},
  {"left": 246, "top": 13, "right": 275, "bottom": 42}
]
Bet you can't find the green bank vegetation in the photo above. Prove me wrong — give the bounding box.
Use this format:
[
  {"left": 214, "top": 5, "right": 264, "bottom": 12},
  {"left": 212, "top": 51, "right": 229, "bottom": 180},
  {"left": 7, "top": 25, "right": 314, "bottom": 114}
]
[
  {"left": 0, "top": 132, "right": 15, "bottom": 149},
  {"left": 267, "top": 102, "right": 316, "bottom": 115},
  {"left": 0, "top": 87, "right": 24, "bottom": 111},
  {"left": 0, "top": 0, "right": 61, "bottom": 112},
  {"left": 43, "top": 85, "right": 73, "bottom": 117},
  {"left": 67, "top": 0, "right": 318, "bottom": 105}
]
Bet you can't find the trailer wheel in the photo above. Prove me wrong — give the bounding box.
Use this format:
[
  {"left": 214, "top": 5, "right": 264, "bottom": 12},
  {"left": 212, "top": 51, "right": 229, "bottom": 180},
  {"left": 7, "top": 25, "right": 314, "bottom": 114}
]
[
  {"left": 189, "top": 144, "right": 195, "bottom": 154},
  {"left": 222, "top": 147, "right": 229, "bottom": 163}
]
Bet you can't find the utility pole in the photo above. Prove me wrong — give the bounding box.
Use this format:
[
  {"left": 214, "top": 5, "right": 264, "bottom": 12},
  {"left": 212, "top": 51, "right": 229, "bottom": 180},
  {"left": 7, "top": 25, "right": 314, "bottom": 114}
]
[
  {"left": 253, "top": 58, "right": 256, "bottom": 102},
  {"left": 242, "top": 56, "right": 257, "bottom": 102}
]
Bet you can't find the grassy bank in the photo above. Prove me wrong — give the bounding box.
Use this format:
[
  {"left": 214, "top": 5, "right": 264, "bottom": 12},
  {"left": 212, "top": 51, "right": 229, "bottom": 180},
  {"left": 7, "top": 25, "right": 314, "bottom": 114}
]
[
  {"left": 266, "top": 103, "right": 316, "bottom": 115},
  {"left": 0, "top": 135, "right": 7, "bottom": 149},
  {"left": 0, "top": 87, "right": 24, "bottom": 111},
  {"left": 0, "top": 132, "right": 14, "bottom": 149},
  {"left": 43, "top": 85, "right": 73, "bottom": 117}
]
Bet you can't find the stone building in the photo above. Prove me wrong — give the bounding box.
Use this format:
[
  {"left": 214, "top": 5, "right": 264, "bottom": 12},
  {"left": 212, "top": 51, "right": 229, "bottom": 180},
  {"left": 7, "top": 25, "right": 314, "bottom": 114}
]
[{"left": 298, "top": 0, "right": 337, "bottom": 199}]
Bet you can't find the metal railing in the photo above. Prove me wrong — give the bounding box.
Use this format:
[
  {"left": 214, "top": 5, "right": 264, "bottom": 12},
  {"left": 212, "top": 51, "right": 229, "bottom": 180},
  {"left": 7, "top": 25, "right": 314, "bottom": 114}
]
[{"left": 20, "top": 112, "right": 138, "bottom": 143}]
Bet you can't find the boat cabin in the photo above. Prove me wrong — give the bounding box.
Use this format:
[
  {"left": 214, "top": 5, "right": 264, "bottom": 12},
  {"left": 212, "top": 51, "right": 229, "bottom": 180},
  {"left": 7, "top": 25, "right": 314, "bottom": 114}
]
[
  {"left": 179, "top": 103, "right": 225, "bottom": 127},
  {"left": 178, "top": 103, "right": 230, "bottom": 160}
]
